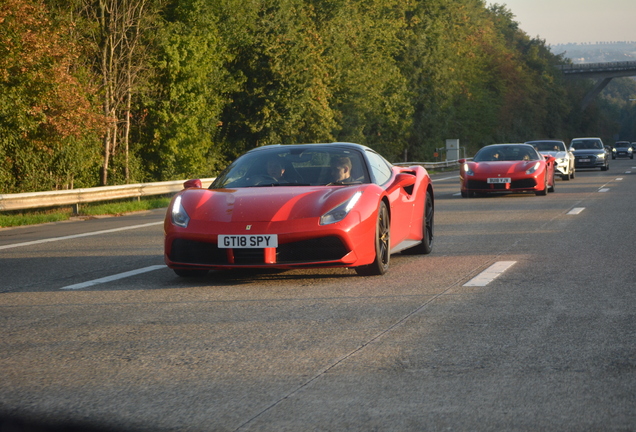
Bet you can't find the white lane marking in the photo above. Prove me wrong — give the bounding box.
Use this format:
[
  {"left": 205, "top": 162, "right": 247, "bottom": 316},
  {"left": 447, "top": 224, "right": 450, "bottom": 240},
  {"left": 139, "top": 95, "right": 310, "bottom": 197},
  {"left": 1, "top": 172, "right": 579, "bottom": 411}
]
[
  {"left": 432, "top": 175, "right": 459, "bottom": 182},
  {"left": 616, "top": 178, "right": 624, "bottom": 181},
  {"left": 453, "top": 192, "right": 462, "bottom": 196},
  {"left": 463, "top": 261, "right": 516, "bottom": 287},
  {"left": 567, "top": 207, "right": 585, "bottom": 215},
  {"left": 626, "top": 171, "right": 632, "bottom": 174},
  {"left": 598, "top": 188, "right": 610, "bottom": 192},
  {"left": 61, "top": 265, "right": 166, "bottom": 290},
  {"left": 0, "top": 221, "right": 163, "bottom": 251}
]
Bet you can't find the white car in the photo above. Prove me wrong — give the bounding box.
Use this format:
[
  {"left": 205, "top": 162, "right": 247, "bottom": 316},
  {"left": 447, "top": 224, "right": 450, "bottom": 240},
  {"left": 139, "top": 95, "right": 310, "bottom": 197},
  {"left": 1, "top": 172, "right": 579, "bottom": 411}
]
[{"left": 526, "top": 140, "right": 575, "bottom": 180}]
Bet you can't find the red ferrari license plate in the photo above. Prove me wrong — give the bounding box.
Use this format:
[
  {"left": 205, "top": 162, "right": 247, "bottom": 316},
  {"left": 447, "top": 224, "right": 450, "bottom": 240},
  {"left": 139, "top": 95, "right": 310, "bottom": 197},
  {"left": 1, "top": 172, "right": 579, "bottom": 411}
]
[
  {"left": 218, "top": 234, "right": 278, "bottom": 248},
  {"left": 487, "top": 177, "right": 511, "bottom": 184}
]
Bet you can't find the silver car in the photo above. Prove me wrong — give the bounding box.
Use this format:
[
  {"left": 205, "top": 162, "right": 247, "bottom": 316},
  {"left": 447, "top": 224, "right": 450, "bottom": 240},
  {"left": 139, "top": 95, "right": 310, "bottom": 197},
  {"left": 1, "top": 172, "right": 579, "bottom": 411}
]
[{"left": 526, "top": 140, "right": 575, "bottom": 180}]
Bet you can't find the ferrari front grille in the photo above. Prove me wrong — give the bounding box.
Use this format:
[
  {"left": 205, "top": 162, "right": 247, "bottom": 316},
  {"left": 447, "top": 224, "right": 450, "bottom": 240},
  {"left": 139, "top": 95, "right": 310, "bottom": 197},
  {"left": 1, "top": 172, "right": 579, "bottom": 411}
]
[
  {"left": 511, "top": 178, "right": 536, "bottom": 188},
  {"left": 170, "top": 236, "right": 349, "bottom": 266},
  {"left": 277, "top": 236, "right": 349, "bottom": 263},
  {"left": 466, "top": 178, "right": 536, "bottom": 190},
  {"left": 170, "top": 238, "right": 225, "bottom": 264}
]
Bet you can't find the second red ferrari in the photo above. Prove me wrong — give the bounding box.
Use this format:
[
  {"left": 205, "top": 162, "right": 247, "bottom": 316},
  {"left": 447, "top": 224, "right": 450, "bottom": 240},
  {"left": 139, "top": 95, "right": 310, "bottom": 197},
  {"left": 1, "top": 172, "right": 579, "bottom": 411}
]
[{"left": 459, "top": 143, "right": 556, "bottom": 197}]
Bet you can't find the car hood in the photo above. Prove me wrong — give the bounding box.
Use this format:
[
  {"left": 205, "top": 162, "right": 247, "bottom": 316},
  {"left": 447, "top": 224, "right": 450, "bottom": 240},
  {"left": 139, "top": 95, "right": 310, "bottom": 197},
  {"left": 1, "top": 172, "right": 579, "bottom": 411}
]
[
  {"left": 540, "top": 151, "right": 566, "bottom": 158},
  {"left": 571, "top": 149, "right": 604, "bottom": 155},
  {"left": 468, "top": 160, "right": 541, "bottom": 174},
  {"left": 178, "top": 186, "right": 363, "bottom": 223}
]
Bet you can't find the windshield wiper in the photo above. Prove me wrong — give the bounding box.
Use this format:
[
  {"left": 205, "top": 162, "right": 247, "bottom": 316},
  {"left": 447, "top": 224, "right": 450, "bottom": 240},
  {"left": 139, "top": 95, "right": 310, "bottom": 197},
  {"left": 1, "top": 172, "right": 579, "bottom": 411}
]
[{"left": 326, "top": 181, "right": 361, "bottom": 186}]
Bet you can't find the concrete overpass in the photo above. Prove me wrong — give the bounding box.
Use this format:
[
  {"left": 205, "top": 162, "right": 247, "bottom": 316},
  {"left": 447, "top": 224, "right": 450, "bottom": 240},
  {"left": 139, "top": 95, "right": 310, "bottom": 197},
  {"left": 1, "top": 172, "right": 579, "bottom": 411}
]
[{"left": 557, "top": 61, "right": 636, "bottom": 109}]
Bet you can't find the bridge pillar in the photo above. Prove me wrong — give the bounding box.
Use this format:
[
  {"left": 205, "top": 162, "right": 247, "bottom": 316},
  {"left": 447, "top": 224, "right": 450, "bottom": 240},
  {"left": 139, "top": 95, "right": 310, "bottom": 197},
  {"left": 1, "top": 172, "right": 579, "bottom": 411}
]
[{"left": 581, "top": 77, "right": 613, "bottom": 110}]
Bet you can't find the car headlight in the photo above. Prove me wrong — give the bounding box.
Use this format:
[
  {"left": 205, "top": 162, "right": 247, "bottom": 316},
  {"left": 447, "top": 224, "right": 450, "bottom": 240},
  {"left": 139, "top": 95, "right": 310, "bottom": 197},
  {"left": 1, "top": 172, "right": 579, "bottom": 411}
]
[
  {"left": 320, "top": 191, "right": 362, "bottom": 225},
  {"left": 171, "top": 195, "right": 190, "bottom": 228},
  {"left": 597, "top": 153, "right": 606, "bottom": 159},
  {"left": 463, "top": 163, "right": 474, "bottom": 176},
  {"left": 556, "top": 158, "right": 565, "bottom": 164},
  {"left": 526, "top": 161, "right": 541, "bottom": 175},
  {"left": 612, "top": 148, "right": 617, "bottom": 152}
]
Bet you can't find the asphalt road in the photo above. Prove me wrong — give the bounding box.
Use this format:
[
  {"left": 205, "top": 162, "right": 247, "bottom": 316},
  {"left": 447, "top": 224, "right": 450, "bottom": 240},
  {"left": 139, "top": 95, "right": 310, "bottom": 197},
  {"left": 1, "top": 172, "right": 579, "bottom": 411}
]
[{"left": 1, "top": 159, "right": 635, "bottom": 431}]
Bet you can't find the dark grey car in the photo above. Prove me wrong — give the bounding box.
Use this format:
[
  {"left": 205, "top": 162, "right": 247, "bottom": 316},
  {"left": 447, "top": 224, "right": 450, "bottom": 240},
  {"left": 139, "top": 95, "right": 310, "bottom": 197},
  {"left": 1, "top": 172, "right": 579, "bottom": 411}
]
[
  {"left": 570, "top": 137, "right": 610, "bottom": 171},
  {"left": 612, "top": 141, "right": 633, "bottom": 159}
]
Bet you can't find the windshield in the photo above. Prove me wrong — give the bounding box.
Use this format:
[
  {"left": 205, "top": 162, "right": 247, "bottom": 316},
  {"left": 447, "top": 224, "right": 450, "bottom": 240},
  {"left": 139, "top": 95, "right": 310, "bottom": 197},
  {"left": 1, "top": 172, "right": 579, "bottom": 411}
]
[
  {"left": 473, "top": 145, "right": 540, "bottom": 162},
  {"left": 615, "top": 142, "right": 630, "bottom": 148},
  {"left": 571, "top": 139, "right": 602, "bottom": 150},
  {"left": 210, "top": 146, "right": 370, "bottom": 188},
  {"left": 531, "top": 141, "right": 566, "bottom": 152}
]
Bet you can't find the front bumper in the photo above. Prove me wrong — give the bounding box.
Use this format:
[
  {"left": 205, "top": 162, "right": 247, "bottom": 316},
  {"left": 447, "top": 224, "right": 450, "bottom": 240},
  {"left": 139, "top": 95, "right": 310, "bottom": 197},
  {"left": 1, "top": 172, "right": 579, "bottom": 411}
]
[
  {"left": 164, "top": 216, "right": 376, "bottom": 271},
  {"left": 613, "top": 150, "right": 633, "bottom": 158},
  {"left": 554, "top": 162, "right": 569, "bottom": 176},
  {"left": 574, "top": 155, "right": 606, "bottom": 168},
  {"left": 461, "top": 177, "right": 539, "bottom": 193}
]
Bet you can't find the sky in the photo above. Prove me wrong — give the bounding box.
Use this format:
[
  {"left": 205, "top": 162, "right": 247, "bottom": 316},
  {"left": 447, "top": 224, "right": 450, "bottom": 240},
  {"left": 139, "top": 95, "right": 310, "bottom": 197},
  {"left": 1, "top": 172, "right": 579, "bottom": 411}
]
[{"left": 490, "top": 0, "right": 636, "bottom": 45}]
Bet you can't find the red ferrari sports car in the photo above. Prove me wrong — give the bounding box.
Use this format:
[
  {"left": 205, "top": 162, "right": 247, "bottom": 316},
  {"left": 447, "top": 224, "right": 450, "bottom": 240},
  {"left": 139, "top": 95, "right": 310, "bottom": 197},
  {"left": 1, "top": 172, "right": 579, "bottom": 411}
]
[
  {"left": 164, "top": 143, "right": 434, "bottom": 277},
  {"left": 459, "top": 143, "right": 556, "bottom": 197}
]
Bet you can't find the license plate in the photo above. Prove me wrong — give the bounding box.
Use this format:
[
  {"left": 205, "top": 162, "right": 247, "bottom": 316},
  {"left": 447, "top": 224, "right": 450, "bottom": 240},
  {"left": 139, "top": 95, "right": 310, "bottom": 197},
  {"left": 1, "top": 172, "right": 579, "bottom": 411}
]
[
  {"left": 487, "top": 177, "right": 511, "bottom": 184},
  {"left": 218, "top": 234, "right": 278, "bottom": 248},
  {"left": 579, "top": 158, "right": 590, "bottom": 163}
]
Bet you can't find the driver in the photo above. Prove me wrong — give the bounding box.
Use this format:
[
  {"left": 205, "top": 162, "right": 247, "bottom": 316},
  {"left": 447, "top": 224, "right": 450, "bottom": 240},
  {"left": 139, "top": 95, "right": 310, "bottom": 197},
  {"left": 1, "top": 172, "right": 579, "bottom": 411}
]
[
  {"left": 330, "top": 156, "right": 352, "bottom": 182},
  {"left": 266, "top": 157, "right": 286, "bottom": 182}
]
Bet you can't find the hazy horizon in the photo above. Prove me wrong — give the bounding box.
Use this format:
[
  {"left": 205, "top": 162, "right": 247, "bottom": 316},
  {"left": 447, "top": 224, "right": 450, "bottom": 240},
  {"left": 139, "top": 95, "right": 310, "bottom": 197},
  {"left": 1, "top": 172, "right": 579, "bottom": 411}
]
[{"left": 491, "top": 0, "right": 636, "bottom": 46}]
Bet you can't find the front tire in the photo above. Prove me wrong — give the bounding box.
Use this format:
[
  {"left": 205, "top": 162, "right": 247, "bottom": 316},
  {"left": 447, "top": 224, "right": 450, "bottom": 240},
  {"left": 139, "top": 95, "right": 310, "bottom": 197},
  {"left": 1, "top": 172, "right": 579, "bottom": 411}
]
[
  {"left": 536, "top": 175, "right": 548, "bottom": 196},
  {"left": 355, "top": 201, "right": 390, "bottom": 276},
  {"left": 403, "top": 191, "right": 434, "bottom": 255}
]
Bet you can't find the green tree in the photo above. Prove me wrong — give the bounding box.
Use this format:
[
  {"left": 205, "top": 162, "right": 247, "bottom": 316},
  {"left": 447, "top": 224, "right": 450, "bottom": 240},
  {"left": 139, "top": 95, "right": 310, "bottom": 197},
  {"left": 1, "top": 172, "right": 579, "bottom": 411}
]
[
  {"left": 137, "top": 0, "right": 230, "bottom": 180},
  {"left": 316, "top": 0, "right": 412, "bottom": 160},
  {"left": 213, "top": 0, "right": 336, "bottom": 159},
  {"left": 0, "top": 0, "right": 102, "bottom": 192}
]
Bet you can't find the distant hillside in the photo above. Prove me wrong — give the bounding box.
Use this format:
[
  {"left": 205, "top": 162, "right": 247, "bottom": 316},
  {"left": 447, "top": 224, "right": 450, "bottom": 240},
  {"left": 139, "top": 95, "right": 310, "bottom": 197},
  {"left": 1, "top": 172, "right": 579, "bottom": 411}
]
[{"left": 551, "top": 42, "right": 636, "bottom": 63}]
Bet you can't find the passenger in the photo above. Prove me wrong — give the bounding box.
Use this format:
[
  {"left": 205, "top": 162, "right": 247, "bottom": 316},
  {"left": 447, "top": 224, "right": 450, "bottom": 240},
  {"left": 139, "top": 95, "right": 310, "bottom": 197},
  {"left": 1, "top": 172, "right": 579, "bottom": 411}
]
[{"left": 330, "top": 156, "right": 352, "bottom": 182}]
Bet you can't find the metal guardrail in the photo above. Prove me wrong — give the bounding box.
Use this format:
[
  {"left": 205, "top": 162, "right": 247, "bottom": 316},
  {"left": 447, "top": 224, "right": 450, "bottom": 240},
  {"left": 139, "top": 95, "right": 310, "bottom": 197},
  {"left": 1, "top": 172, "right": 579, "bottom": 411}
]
[
  {"left": 0, "top": 178, "right": 216, "bottom": 212},
  {"left": 395, "top": 159, "right": 468, "bottom": 169},
  {"left": 0, "top": 159, "right": 466, "bottom": 213}
]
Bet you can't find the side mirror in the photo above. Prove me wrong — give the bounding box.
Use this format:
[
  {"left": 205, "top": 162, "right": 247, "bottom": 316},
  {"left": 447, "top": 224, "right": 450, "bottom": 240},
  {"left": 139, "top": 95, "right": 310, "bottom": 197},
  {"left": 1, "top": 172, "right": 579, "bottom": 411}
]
[
  {"left": 458, "top": 158, "right": 466, "bottom": 164},
  {"left": 387, "top": 173, "right": 416, "bottom": 193},
  {"left": 183, "top": 179, "right": 202, "bottom": 189}
]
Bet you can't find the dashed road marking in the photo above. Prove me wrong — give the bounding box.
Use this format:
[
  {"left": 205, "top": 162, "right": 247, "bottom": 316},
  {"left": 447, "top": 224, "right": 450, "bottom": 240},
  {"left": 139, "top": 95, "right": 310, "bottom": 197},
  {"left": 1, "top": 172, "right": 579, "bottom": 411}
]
[
  {"left": 598, "top": 188, "right": 610, "bottom": 192},
  {"left": 432, "top": 175, "right": 459, "bottom": 182},
  {"left": 61, "top": 265, "right": 166, "bottom": 290},
  {"left": 567, "top": 207, "right": 585, "bottom": 215},
  {"left": 463, "top": 261, "right": 516, "bottom": 287}
]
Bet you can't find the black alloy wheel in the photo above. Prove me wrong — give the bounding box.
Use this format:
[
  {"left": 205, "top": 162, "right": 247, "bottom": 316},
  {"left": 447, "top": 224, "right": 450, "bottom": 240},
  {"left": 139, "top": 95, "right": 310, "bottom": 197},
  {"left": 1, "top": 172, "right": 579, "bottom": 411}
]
[
  {"left": 356, "top": 201, "right": 391, "bottom": 276},
  {"left": 403, "top": 191, "right": 434, "bottom": 255}
]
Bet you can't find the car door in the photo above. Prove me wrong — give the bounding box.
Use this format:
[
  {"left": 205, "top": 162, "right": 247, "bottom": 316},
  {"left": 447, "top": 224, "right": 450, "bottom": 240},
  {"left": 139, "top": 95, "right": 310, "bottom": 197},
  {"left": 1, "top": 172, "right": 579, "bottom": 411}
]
[{"left": 366, "top": 150, "right": 415, "bottom": 246}]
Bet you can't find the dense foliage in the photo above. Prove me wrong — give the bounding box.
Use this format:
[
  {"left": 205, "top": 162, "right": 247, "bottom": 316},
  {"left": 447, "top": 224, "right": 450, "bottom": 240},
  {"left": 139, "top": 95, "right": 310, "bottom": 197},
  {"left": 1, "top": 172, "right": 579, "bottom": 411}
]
[{"left": 1, "top": 0, "right": 634, "bottom": 192}]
